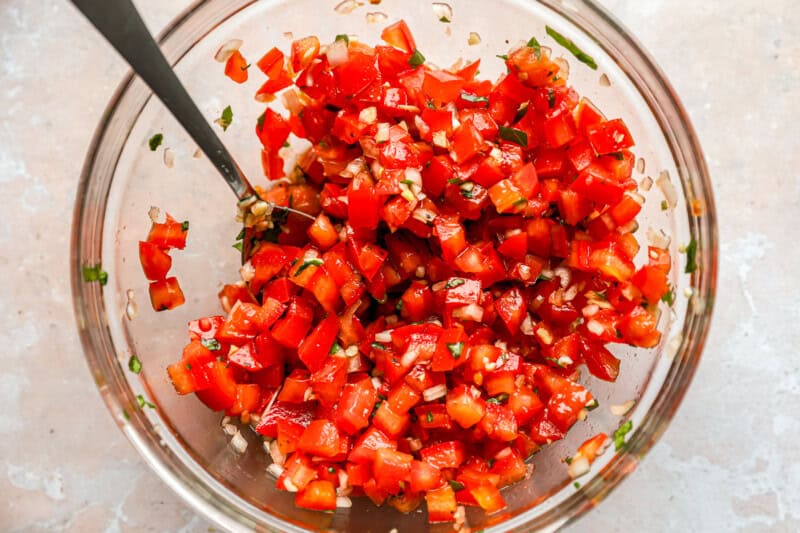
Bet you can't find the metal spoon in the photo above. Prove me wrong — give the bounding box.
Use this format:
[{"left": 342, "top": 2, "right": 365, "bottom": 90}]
[{"left": 71, "top": 0, "right": 312, "bottom": 243}]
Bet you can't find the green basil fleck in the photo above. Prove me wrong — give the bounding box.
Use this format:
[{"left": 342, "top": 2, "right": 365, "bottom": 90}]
[
  {"left": 446, "top": 341, "right": 464, "bottom": 359},
  {"left": 445, "top": 278, "right": 466, "bottom": 289},
  {"left": 460, "top": 92, "right": 489, "bottom": 104},
  {"left": 499, "top": 126, "right": 528, "bottom": 147},
  {"left": 136, "top": 394, "right": 155, "bottom": 409},
  {"left": 148, "top": 133, "right": 163, "bottom": 151},
  {"left": 613, "top": 420, "right": 633, "bottom": 450},
  {"left": 487, "top": 393, "right": 509, "bottom": 404},
  {"left": 449, "top": 480, "right": 465, "bottom": 491},
  {"left": 128, "top": 354, "right": 142, "bottom": 374},
  {"left": 685, "top": 239, "right": 698, "bottom": 274},
  {"left": 218, "top": 105, "right": 233, "bottom": 131},
  {"left": 181, "top": 220, "right": 190, "bottom": 232},
  {"left": 661, "top": 287, "right": 675, "bottom": 306},
  {"left": 82, "top": 264, "right": 108, "bottom": 286},
  {"left": 294, "top": 258, "right": 323, "bottom": 276},
  {"left": 527, "top": 36, "right": 542, "bottom": 60},
  {"left": 426, "top": 411, "right": 434, "bottom": 423},
  {"left": 371, "top": 342, "right": 386, "bottom": 350},
  {"left": 232, "top": 241, "right": 244, "bottom": 252},
  {"left": 547, "top": 88, "right": 556, "bottom": 108},
  {"left": 409, "top": 49, "right": 426, "bottom": 67},
  {"left": 545, "top": 25, "right": 598, "bottom": 70},
  {"left": 496, "top": 54, "right": 509, "bottom": 61},
  {"left": 201, "top": 338, "right": 221, "bottom": 351},
  {"left": 335, "top": 34, "right": 349, "bottom": 45},
  {"left": 330, "top": 343, "right": 341, "bottom": 355}
]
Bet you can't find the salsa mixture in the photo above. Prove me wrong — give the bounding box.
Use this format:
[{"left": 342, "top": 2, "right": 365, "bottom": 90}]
[{"left": 142, "top": 19, "right": 672, "bottom": 523}]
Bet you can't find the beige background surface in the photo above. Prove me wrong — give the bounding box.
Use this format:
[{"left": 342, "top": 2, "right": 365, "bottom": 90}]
[{"left": 1, "top": 0, "right": 798, "bottom": 531}]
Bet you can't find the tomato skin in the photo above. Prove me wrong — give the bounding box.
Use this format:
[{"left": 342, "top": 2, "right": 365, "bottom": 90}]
[
  {"left": 295, "top": 480, "right": 336, "bottom": 511},
  {"left": 335, "top": 377, "right": 377, "bottom": 435},
  {"left": 194, "top": 361, "right": 237, "bottom": 411},
  {"left": 149, "top": 277, "right": 185, "bottom": 311},
  {"left": 380, "top": 20, "right": 416, "bottom": 54},
  {"left": 224, "top": 50, "right": 249, "bottom": 83},
  {"left": 138, "top": 241, "right": 172, "bottom": 281},
  {"left": 147, "top": 214, "right": 188, "bottom": 250},
  {"left": 587, "top": 118, "right": 635, "bottom": 155}
]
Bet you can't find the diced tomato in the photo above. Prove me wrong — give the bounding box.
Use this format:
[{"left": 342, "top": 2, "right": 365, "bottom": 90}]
[
  {"left": 138, "top": 241, "right": 171, "bottom": 281},
  {"left": 147, "top": 214, "right": 188, "bottom": 250},
  {"left": 587, "top": 118, "right": 635, "bottom": 155},
  {"left": 335, "top": 377, "right": 377, "bottom": 435},
  {"left": 426, "top": 486, "right": 457, "bottom": 522},
  {"left": 149, "top": 277, "right": 185, "bottom": 311},
  {"left": 224, "top": 50, "right": 249, "bottom": 84},
  {"left": 295, "top": 480, "right": 336, "bottom": 511},
  {"left": 380, "top": 20, "right": 416, "bottom": 54}
]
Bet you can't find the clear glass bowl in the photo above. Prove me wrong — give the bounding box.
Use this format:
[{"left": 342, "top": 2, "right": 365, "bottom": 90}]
[{"left": 71, "top": 0, "right": 717, "bottom": 531}]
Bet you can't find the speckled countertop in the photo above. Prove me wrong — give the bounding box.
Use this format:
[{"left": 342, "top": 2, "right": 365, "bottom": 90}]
[{"left": 1, "top": 0, "right": 798, "bottom": 531}]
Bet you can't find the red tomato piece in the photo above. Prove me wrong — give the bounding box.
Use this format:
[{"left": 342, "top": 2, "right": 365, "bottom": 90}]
[
  {"left": 148, "top": 277, "right": 185, "bottom": 311},
  {"left": 138, "top": 241, "right": 171, "bottom": 281},
  {"left": 224, "top": 50, "right": 249, "bottom": 84}
]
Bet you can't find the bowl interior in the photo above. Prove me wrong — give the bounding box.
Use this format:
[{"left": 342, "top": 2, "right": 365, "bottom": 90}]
[{"left": 74, "top": 0, "right": 715, "bottom": 531}]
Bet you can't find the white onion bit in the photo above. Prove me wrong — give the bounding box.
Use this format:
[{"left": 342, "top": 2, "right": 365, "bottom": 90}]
[
  {"left": 432, "top": 2, "right": 453, "bottom": 21},
  {"left": 568, "top": 455, "right": 591, "bottom": 478},
  {"left": 214, "top": 38, "right": 243, "bottom": 63},
  {"left": 229, "top": 431, "right": 248, "bottom": 454},
  {"left": 599, "top": 73, "right": 611, "bottom": 87},
  {"left": 336, "top": 496, "right": 353, "bottom": 508},
  {"left": 163, "top": 148, "right": 174, "bottom": 168},
  {"left": 365, "top": 11, "right": 388, "bottom": 23},
  {"left": 334, "top": 0, "right": 358, "bottom": 14},
  {"left": 656, "top": 170, "right": 678, "bottom": 208},
  {"left": 468, "top": 32, "right": 482, "bottom": 45},
  {"left": 124, "top": 289, "right": 138, "bottom": 321},
  {"left": 423, "top": 384, "right": 448, "bottom": 402},
  {"left": 326, "top": 38, "right": 349, "bottom": 67},
  {"left": 148, "top": 205, "right": 161, "bottom": 222},
  {"left": 266, "top": 463, "right": 285, "bottom": 479},
  {"left": 610, "top": 400, "right": 636, "bottom": 416}
]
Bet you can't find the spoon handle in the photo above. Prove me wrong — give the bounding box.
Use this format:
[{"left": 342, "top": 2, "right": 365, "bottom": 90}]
[{"left": 71, "top": 0, "right": 252, "bottom": 199}]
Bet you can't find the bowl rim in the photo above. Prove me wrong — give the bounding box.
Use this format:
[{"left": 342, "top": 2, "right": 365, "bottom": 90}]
[{"left": 71, "top": 0, "right": 718, "bottom": 531}]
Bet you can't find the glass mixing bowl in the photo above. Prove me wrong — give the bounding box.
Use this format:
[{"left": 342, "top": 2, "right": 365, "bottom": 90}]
[{"left": 71, "top": 0, "right": 717, "bottom": 531}]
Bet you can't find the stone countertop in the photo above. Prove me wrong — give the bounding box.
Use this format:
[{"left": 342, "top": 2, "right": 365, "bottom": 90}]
[{"left": 1, "top": 0, "right": 798, "bottom": 531}]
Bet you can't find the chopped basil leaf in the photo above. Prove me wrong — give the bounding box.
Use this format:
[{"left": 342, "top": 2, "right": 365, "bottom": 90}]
[
  {"left": 439, "top": 16, "right": 451, "bottom": 23},
  {"left": 573, "top": 481, "right": 581, "bottom": 489},
  {"left": 446, "top": 341, "right": 464, "bottom": 359},
  {"left": 527, "top": 36, "right": 542, "bottom": 60},
  {"left": 447, "top": 177, "right": 463, "bottom": 184},
  {"left": 547, "top": 88, "right": 556, "bottom": 108},
  {"left": 400, "top": 179, "right": 415, "bottom": 186},
  {"left": 371, "top": 342, "right": 386, "bottom": 350},
  {"left": 136, "top": 394, "right": 155, "bottom": 409},
  {"left": 256, "top": 111, "right": 266, "bottom": 130},
  {"left": 122, "top": 409, "right": 131, "bottom": 420},
  {"left": 660, "top": 200, "right": 669, "bottom": 211},
  {"left": 328, "top": 466, "right": 336, "bottom": 473},
  {"left": 661, "top": 287, "right": 675, "bottom": 306},
  {"left": 128, "top": 354, "right": 142, "bottom": 374},
  {"left": 148, "top": 133, "right": 163, "bottom": 151},
  {"left": 445, "top": 278, "right": 466, "bottom": 289},
  {"left": 335, "top": 34, "right": 349, "bottom": 45},
  {"left": 487, "top": 393, "right": 509, "bottom": 404},
  {"left": 564, "top": 456, "right": 573, "bottom": 464},
  {"left": 536, "top": 273, "right": 553, "bottom": 282},
  {"left": 201, "top": 338, "right": 221, "bottom": 351},
  {"left": 615, "top": 328, "right": 623, "bottom": 339},
  {"left": 499, "top": 126, "right": 528, "bottom": 147},
  {"left": 235, "top": 227, "right": 246, "bottom": 241},
  {"left": 611, "top": 152, "right": 625, "bottom": 161},
  {"left": 511, "top": 104, "right": 529, "bottom": 125},
  {"left": 185, "top": 363, "right": 192, "bottom": 370},
  {"left": 282, "top": 140, "right": 290, "bottom": 148},
  {"left": 613, "top": 420, "right": 633, "bottom": 450},
  {"left": 685, "top": 238, "right": 698, "bottom": 274},
  {"left": 218, "top": 105, "right": 233, "bottom": 131},
  {"left": 294, "top": 258, "right": 323, "bottom": 276},
  {"left": 82, "top": 264, "right": 108, "bottom": 286},
  {"left": 180, "top": 220, "right": 190, "bottom": 231},
  {"left": 585, "top": 399, "right": 599, "bottom": 411},
  {"left": 409, "top": 49, "right": 426, "bottom": 67},
  {"left": 232, "top": 241, "right": 243, "bottom": 252},
  {"left": 460, "top": 186, "right": 474, "bottom": 199},
  {"left": 425, "top": 100, "right": 436, "bottom": 109},
  {"left": 460, "top": 92, "right": 489, "bottom": 104},
  {"left": 496, "top": 54, "right": 509, "bottom": 61},
  {"left": 426, "top": 411, "right": 434, "bottom": 423},
  {"left": 449, "top": 480, "right": 465, "bottom": 491},
  {"left": 545, "top": 25, "right": 598, "bottom": 70},
  {"left": 395, "top": 300, "right": 404, "bottom": 312}
]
